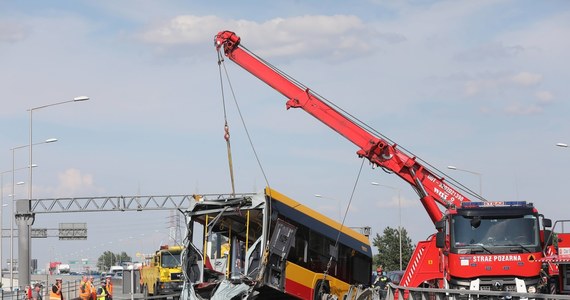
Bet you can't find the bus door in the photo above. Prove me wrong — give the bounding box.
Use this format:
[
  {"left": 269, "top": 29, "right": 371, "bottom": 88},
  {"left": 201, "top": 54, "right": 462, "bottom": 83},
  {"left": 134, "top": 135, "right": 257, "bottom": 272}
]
[{"left": 265, "top": 219, "right": 297, "bottom": 290}]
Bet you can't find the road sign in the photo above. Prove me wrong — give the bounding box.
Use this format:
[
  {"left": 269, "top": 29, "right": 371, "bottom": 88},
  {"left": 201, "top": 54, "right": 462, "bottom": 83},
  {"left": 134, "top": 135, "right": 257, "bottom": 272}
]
[
  {"left": 59, "top": 223, "right": 88, "bottom": 240},
  {"left": 31, "top": 228, "right": 48, "bottom": 238}
]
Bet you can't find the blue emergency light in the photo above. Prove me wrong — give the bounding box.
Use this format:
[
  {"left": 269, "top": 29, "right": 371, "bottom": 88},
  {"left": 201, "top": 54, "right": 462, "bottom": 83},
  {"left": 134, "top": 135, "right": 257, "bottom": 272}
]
[{"left": 461, "top": 201, "right": 527, "bottom": 208}]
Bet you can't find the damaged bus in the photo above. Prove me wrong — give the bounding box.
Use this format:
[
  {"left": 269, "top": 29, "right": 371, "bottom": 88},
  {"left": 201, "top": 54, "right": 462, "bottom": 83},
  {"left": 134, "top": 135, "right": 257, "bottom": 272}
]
[{"left": 180, "top": 187, "right": 373, "bottom": 299}]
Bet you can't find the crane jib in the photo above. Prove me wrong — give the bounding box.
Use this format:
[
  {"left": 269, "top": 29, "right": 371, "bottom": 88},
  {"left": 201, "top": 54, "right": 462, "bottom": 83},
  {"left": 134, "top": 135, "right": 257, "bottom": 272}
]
[
  {"left": 426, "top": 174, "right": 467, "bottom": 204},
  {"left": 215, "top": 30, "right": 473, "bottom": 222}
]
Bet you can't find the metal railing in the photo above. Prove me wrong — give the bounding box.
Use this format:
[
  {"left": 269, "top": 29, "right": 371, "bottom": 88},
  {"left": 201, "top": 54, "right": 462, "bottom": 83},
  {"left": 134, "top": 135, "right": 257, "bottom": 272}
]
[
  {"left": 0, "top": 280, "right": 82, "bottom": 300},
  {"left": 386, "top": 283, "right": 570, "bottom": 300}
]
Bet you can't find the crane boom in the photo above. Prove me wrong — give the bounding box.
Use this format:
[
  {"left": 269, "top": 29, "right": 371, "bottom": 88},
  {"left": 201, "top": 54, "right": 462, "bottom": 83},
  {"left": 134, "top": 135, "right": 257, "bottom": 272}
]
[{"left": 215, "top": 30, "right": 471, "bottom": 224}]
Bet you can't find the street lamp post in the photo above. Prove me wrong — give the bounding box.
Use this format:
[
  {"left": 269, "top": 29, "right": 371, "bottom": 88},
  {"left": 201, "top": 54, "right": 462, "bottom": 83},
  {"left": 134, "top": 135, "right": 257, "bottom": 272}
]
[
  {"left": 1, "top": 165, "right": 37, "bottom": 282},
  {"left": 0, "top": 201, "right": 6, "bottom": 277},
  {"left": 447, "top": 165, "right": 483, "bottom": 196},
  {"left": 10, "top": 138, "right": 57, "bottom": 290},
  {"left": 23, "top": 96, "right": 88, "bottom": 287},
  {"left": 371, "top": 182, "right": 402, "bottom": 270},
  {"left": 29, "top": 97, "right": 88, "bottom": 202},
  {"left": 8, "top": 180, "right": 24, "bottom": 288},
  {"left": 0, "top": 170, "right": 11, "bottom": 279},
  {"left": 314, "top": 194, "right": 342, "bottom": 221}
]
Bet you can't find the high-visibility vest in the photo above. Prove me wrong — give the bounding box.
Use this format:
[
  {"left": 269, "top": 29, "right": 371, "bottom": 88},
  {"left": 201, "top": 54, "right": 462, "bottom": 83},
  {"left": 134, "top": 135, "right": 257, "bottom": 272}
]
[
  {"left": 106, "top": 282, "right": 113, "bottom": 297},
  {"left": 50, "top": 284, "right": 63, "bottom": 300},
  {"left": 89, "top": 281, "right": 97, "bottom": 300},
  {"left": 97, "top": 287, "right": 107, "bottom": 300},
  {"left": 79, "top": 281, "right": 90, "bottom": 300}
]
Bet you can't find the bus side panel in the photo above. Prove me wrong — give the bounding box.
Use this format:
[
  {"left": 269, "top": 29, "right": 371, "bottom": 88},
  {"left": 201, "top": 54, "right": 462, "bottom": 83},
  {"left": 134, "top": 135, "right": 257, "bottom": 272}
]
[
  {"left": 284, "top": 262, "right": 351, "bottom": 299},
  {"left": 284, "top": 262, "right": 314, "bottom": 299}
]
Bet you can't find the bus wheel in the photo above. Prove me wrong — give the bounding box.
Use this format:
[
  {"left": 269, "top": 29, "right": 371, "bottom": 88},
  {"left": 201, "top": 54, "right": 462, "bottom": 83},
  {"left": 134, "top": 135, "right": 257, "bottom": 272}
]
[{"left": 313, "top": 280, "right": 330, "bottom": 300}]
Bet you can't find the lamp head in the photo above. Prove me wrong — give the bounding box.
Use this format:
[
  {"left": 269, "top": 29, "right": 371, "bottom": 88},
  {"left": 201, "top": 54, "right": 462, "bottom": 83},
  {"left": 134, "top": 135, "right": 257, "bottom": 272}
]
[{"left": 73, "top": 96, "right": 90, "bottom": 102}]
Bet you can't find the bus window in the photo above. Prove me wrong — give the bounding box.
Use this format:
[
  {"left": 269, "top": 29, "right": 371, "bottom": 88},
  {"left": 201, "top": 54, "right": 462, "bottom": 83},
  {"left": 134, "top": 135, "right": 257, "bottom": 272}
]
[
  {"left": 288, "top": 226, "right": 309, "bottom": 267},
  {"left": 207, "top": 232, "right": 230, "bottom": 273},
  {"left": 231, "top": 237, "right": 245, "bottom": 279}
]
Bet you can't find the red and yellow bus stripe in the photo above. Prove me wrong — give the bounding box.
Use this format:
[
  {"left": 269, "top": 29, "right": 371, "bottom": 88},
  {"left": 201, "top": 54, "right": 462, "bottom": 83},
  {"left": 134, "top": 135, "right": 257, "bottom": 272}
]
[{"left": 284, "top": 262, "right": 351, "bottom": 300}]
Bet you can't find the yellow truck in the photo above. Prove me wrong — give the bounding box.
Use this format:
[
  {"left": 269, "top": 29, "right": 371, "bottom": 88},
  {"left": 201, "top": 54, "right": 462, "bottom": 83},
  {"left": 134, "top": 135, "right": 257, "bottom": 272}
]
[{"left": 140, "top": 245, "right": 183, "bottom": 299}]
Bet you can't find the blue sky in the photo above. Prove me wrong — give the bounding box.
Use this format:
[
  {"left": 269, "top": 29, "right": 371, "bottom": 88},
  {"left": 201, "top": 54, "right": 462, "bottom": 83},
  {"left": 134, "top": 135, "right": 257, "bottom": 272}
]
[{"left": 1, "top": 0, "right": 569, "bottom": 273}]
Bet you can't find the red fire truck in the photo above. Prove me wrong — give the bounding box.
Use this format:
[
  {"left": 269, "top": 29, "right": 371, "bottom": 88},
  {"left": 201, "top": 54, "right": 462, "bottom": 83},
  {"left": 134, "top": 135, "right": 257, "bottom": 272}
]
[
  {"left": 214, "top": 30, "right": 550, "bottom": 295},
  {"left": 539, "top": 220, "right": 570, "bottom": 294}
]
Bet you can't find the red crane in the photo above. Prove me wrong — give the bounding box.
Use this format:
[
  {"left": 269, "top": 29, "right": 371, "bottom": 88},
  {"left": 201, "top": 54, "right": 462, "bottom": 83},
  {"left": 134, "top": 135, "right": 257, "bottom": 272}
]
[
  {"left": 215, "top": 30, "right": 547, "bottom": 295},
  {"left": 215, "top": 30, "right": 470, "bottom": 225}
]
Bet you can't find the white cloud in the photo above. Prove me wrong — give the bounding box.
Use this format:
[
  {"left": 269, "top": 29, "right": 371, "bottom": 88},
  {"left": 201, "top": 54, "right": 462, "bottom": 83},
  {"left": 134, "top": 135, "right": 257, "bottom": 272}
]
[
  {"left": 454, "top": 42, "right": 525, "bottom": 62},
  {"left": 464, "top": 71, "right": 543, "bottom": 96},
  {"left": 137, "top": 14, "right": 404, "bottom": 61},
  {"left": 464, "top": 71, "right": 551, "bottom": 116},
  {"left": 465, "top": 78, "right": 501, "bottom": 96},
  {"left": 510, "top": 72, "right": 542, "bottom": 86},
  {"left": 535, "top": 91, "right": 554, "bottom": 103},
  {"left": 500, "top": 10, "right": 570, "bottom": 63},
  {"left": 52, "top": 168, "right": 103, "bottom": 197},
  {"left": 138, "top": 15, "right": 227, "bottom": 45},
  {"left": 503, "top": 103, "right": 543, "bottom": 116}
]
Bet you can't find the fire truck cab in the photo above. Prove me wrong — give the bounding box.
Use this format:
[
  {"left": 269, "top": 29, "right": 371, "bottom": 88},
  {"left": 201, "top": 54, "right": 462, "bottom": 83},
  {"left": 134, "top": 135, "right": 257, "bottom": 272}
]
[{"left": 436, "top": 201, "right": 544, "bottom": 294}]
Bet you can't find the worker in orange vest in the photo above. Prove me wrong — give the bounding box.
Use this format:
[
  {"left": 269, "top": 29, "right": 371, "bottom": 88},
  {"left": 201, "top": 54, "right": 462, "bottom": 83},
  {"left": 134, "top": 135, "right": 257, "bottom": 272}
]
[
  {"left": 79, "top": 276, "right": 91, "bottom": 300},
  {"left": 50, "top": 278, "right": 64, "bottom": 300},
  {"left": 104, "top": 276, "right": 113, "bottom": 300},
  {"left": 89, "top": 276, "right": 97, "bottom": 300}
]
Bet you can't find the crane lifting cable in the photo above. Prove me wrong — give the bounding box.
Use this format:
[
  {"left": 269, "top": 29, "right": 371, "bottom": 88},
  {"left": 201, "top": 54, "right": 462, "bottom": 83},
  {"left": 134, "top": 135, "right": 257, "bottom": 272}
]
[
  {"left": 320, "top": 158, "right": 367, "bottom": 296},
  {"left": 216, "top": 41, "right": 272, "bottom": 197},
  {"left": 217, "top": 50, "right": 236, "bottom": 195}
]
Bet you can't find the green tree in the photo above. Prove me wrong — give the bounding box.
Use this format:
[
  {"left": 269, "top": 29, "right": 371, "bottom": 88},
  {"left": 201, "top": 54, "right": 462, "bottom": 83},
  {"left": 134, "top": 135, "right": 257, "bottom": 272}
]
[
  {"left": 97, "top": 251, "right": 132, "bottom": 272},
  {"left": 372, "top": 226, "right": 414, "bottom": 271}
]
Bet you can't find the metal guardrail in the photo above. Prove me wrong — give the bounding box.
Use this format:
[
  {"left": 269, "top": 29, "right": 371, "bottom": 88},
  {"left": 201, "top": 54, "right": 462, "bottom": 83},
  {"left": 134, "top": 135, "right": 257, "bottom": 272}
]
[
  {"left": 0, "top": 280, "right": 82, "bottom": 300},
  {"left": 0, "top": 290, "right": 28, "bottom": 300},
  {"left": 386, "top": 282, "right": 570, "bottom": 300},
  {"left": 1, "top": 274, "right": 182, "bottom": 300}
]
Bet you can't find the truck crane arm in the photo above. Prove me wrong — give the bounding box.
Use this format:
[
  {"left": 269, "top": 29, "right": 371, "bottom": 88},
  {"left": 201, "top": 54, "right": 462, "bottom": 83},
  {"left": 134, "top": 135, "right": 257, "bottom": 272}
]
[{"left": 215, "top": 30, "right": 471, "bottom": 224}]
